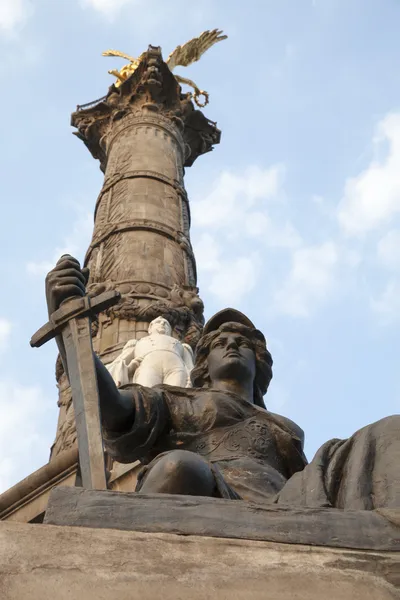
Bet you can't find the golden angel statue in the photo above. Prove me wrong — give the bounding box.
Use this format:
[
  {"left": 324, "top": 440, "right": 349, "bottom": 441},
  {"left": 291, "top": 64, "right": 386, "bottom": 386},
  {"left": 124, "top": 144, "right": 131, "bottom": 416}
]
[{"left": 102, "top": 29, "right": 227, "bottom": 107}]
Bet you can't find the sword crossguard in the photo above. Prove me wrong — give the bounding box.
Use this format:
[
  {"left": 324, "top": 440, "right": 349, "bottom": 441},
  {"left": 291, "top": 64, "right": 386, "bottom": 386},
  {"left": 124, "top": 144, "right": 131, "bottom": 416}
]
[{"left": 30, "top": 290, "right": 121, "bottom": 348}]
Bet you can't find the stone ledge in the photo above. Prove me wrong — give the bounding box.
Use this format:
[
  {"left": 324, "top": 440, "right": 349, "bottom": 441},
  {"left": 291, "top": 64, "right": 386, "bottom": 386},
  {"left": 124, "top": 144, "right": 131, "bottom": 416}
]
[
  {"left": 0, "top": 520, "right": 398, "bottom": 599},
  {"left": 44, "top": 486, "right": 400, "bottom": 552},
  {"left": 0, "top": 453, "right": 141, "bottom": 523},
  {"left": 0, "top": 449, "right": 79, "bottom": 521}
]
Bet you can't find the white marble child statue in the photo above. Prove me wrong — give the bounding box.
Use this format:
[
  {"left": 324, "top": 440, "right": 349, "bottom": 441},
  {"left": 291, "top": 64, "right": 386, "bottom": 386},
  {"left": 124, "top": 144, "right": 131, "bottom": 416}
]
[{"left": 106, "top": 316, "right": 194, "bottom": 388}]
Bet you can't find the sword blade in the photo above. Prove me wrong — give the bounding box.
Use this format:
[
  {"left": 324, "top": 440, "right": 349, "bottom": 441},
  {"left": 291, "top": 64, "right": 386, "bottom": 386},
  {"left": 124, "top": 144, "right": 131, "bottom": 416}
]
[{"left": 62, "top": 316, "right": 107, "bottom": 490}]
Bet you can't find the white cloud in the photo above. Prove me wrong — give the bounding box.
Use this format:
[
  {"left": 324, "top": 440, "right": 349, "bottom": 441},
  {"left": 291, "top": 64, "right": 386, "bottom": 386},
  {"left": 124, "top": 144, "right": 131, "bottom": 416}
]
[
  {"left": 342, "top": 247, "right": 362, "bottom": 269},
  {"left": 377, "top": 229, "right": 400, "bottom": 271},
  {"left": 206, "top": 254, "right": 260, "bottom": 305},
  {"left": 333, "top": 112, "right": 400, "bottom": 324},
  {"left": 0, "top": 0, "right": 33, "bottom": 34},
  {"left": 244, "top": 211, "right": 301, "bottom": 248},
  {"left": 0, "top": 319, "right": 12, "bottom": 353},
  {"left": 370, "top": 279, "right": 400, "bottom": 323},
  {"left": 81, "top": 0, "right": 133, "bottom": 18},
  {"left": 311, "top": 194, "right": 324, "bottom": 206},
  {"left": 27, "top": 210, "right": 92, "bottom": 277},
  {"left": 192, "top": 165, "right": 302, "bottom": 305},
  {"left": 338, "top": 113, "right": 400, "bottom": 236},
  {"left": 193, "top": 166, "right": 334, "bottom": 315},
  {"left": 26, "top": 260, "right": 53, "bottom": 278},
  {"left": 194, "top": 233, "right": 221, "bottom": 273},
  {"left": 192, "top": 165, "right": 285, "bottom": 230},
  {"left": 0, "top": 380, "right": 51, "bottom": 493},
  {"left": 194, "top": 232, "right": 260, "bottom": 304},
  {"left": 80, "top": 0, "right": 214, "bottom": 30},
  {"left": 273, "top": 241, "right": 339, "bottom": 317}
]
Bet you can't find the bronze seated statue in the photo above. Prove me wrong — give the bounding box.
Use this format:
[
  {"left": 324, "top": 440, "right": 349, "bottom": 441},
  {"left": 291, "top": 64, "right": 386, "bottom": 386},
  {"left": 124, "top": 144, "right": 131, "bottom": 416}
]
[{"left": 46, "top": 255, "right": 400, "bottom": 509}]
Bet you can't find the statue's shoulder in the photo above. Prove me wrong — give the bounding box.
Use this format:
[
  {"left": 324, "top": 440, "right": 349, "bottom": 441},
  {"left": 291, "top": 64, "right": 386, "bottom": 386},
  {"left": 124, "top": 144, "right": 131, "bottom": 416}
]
[
  {"left": 118, "top": 383, "right": 162, "bottom": 396},
  {"left": 268, "top": 411, "right": 305, "bottom": 448},
  {"left": 156, "top": 384, "right": 199, "bottom": 398}
]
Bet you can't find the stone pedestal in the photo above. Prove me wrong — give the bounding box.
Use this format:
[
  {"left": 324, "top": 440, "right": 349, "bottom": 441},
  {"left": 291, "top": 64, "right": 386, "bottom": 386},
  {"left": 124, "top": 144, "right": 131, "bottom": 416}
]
[
  {"left": 43, "top": 487, "right": 400, "bottom": 552},
  {"left": 0, "top": 521, "right": 398, "bottom": 599}
]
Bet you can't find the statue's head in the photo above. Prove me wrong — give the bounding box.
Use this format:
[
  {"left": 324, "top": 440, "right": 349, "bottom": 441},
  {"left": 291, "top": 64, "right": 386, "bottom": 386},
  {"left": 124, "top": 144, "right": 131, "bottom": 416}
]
[
  {"left": 191, "top": 310, "right": 273, "bottom": 408},
  {"left": 148, "top": 316, "right": 172, "bottom": 336}
]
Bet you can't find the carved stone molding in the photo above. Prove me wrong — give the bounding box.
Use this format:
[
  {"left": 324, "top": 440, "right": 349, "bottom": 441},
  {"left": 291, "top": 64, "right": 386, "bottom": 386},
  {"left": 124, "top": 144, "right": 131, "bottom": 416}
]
[
  {"left": 98, "top": 169, "right": 187, "bottom": 200},
  {"left": 88, "top": 279, "right": 172, "bottom": 299},
  {"left": 106, "top": 113, "right": 186, "bottom": 157},
  {"left": 87, "top": 220, "right": 191, "bottom": 251},
  {"left": 86, "top": 279, "right": 204, "bottom": 343}
]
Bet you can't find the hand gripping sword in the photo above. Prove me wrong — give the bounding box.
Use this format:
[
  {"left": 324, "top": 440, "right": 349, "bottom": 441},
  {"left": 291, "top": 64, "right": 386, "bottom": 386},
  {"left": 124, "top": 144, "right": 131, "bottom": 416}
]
[{"left": 30, "top": 291, "right": 120, "bottom": 490}]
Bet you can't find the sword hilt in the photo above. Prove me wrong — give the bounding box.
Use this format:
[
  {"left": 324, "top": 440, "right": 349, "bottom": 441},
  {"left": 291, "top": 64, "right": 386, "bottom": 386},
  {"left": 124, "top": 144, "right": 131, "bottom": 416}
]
[{"left": 30, "top": 290, "right": 121, "bottom": 348}]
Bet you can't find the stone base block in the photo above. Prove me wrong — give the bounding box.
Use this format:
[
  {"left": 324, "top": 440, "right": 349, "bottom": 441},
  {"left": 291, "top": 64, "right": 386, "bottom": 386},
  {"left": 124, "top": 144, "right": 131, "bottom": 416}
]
[
  {"left": 0, "top": 520, "right": 399, "bottom": 599},
  {"left": 44, "top": 486, "right": 400, "bottom": 552}
]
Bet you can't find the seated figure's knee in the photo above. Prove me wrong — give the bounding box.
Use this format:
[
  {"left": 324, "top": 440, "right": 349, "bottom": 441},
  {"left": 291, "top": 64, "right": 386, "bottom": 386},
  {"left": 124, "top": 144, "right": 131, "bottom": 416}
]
[
  {"left": 163, "top": 450, "right": 205, "bottom": 478},
  {"left": 151, "top": 450, "right": 215, "bottom": 496}
]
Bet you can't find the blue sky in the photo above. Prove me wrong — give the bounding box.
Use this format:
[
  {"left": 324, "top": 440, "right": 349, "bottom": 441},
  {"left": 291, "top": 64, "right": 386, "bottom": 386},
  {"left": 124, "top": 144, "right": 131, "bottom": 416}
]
[{"left": 0, "top": 0, "right": 399, "bottom": 492}]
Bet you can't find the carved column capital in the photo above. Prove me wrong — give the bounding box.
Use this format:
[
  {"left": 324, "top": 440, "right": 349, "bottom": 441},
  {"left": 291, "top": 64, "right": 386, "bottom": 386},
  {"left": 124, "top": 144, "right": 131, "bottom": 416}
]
[{"left": 71, "top": 46, "right": 221, "bottom": 171}]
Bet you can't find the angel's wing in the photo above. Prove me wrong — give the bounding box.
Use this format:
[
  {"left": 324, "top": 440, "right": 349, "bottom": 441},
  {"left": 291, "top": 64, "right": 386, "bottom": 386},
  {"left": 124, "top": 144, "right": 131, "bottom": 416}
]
[
  {"left": 102, "top": 49, "right": 138, "bottom": 63},
  {"left": 166, "top": 29, "right": 227, "bottom": 71}
]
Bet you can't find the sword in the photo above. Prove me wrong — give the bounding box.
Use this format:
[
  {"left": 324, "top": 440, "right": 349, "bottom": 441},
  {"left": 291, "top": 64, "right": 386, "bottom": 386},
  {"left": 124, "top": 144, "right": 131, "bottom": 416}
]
[{"left": 30, "top": 291, "right": 120, "bottom": 490}]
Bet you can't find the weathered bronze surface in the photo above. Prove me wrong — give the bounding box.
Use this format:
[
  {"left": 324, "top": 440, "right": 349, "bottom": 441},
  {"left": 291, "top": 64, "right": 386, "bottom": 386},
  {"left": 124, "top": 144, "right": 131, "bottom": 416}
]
[
  {"left": 31, "top": 258, "right": 121, "bottom": 489},
  {"left": 44, "top": 262, "right": 400, "bottom": 513},
  {"left": 44, "top": 487, "right": 400, "bottom": 552}
]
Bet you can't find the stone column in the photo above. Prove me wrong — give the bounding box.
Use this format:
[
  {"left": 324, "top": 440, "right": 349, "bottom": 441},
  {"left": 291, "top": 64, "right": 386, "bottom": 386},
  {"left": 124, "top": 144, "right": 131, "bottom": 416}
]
[
  {"left": 51, "top": 46, "right": 220, "bottom": 458},
  {"left": 87, "top": 112, "right": 196, "bottom": 356}
]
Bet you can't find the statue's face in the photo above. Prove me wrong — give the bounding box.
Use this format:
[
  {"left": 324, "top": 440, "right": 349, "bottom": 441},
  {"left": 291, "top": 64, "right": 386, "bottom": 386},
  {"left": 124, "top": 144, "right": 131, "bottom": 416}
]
[
  {"left": 149, "top": 317, "right": 172, "bottom": 336},
  {"left": 207, "top": 331, "right": 256, "bottom": 387}
]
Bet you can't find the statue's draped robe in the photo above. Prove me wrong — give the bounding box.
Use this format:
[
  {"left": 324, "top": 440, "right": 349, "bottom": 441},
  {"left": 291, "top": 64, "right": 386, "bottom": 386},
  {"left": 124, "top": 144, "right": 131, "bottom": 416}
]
[{"left": 103, "top": 385, "right": 400, "bottom": 508}]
